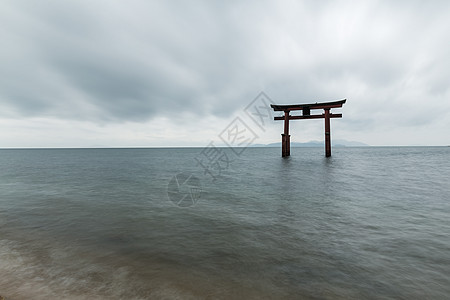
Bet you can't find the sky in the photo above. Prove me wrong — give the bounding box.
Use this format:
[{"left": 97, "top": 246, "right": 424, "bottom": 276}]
[{"left": 1, "top": 0, "right": 449, "bottom": 147}]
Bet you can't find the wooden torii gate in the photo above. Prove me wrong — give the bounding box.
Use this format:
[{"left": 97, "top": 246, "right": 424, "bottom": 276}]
[{"left": 271, "top": 99, "right": 346, "bottom": 157}]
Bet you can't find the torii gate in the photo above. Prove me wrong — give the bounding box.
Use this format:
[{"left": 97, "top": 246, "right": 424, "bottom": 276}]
[{"left": 271, "top": 99, "right": 346, "bottom": 157}]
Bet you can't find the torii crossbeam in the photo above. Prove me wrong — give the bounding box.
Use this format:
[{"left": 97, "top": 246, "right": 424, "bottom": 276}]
[{"left": 271, "top": 99, "right": 346, "bottom": 157}]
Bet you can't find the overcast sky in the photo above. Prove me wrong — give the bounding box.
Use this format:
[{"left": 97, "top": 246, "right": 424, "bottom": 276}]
[{"left": 1, "top": 0, "right": 449, "bottom": 147}]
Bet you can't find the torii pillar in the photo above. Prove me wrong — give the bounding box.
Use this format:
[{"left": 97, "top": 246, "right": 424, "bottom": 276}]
[
  {"left": 282, "top": 111, "right": 290, "bottom": 157},
  {"left": 271, "top": 99, "right": 346, "bottom": 157}
]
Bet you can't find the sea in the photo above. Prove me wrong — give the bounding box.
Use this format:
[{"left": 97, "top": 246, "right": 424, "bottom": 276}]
[{"left": 0, "top": 147, "right": 449, "bottom": 299}]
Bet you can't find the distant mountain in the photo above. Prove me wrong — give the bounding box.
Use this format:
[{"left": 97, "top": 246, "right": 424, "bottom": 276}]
[
  {"left": 260, "top": 139, "right": 369, "bottom": 147},
  {"left": 332, "top": 139, "right": 369, "bottom": 147}
]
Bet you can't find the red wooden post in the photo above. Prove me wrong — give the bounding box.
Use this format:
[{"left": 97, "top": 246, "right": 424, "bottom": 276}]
[
  {"left": 324, "top": 108, "right": 331, "bottom": 157},
  {"left": 284, "top": 110, "right": 289, "bottom": 136},
  {"left": 282, "top": 110, "right": 290, "bottom": 157}
]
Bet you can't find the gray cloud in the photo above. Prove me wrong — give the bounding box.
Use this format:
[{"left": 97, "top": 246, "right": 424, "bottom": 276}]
[
  {"left": 1, "top": 0, "right": 259, "bottom": 121},
  {"left": 1, "top": 0, "right": 450, "bottom": 145}
]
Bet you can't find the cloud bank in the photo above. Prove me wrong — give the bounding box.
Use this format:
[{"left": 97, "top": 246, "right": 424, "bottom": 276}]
[{"left": 1, "top": 0, "right": 449, "bottom": 146}]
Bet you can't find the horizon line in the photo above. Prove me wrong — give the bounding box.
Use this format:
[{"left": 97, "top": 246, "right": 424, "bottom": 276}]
[{"left": 1, "top": 145, "right": 449, "bottom": 150}]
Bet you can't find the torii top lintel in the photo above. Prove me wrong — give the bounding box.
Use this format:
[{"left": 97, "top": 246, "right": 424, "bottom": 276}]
[{"left": 270, "top": 99, "right": 346, "bottom": 111}]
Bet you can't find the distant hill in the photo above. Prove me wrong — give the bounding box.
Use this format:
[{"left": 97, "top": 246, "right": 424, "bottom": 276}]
[{"left": 255, "top": 139, "right": 369, "bottom": 147}]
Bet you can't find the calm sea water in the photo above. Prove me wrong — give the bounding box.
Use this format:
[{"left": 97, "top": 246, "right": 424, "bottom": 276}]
[{"left": 0, "top": 147, "right": 449, "bottom": 299}]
